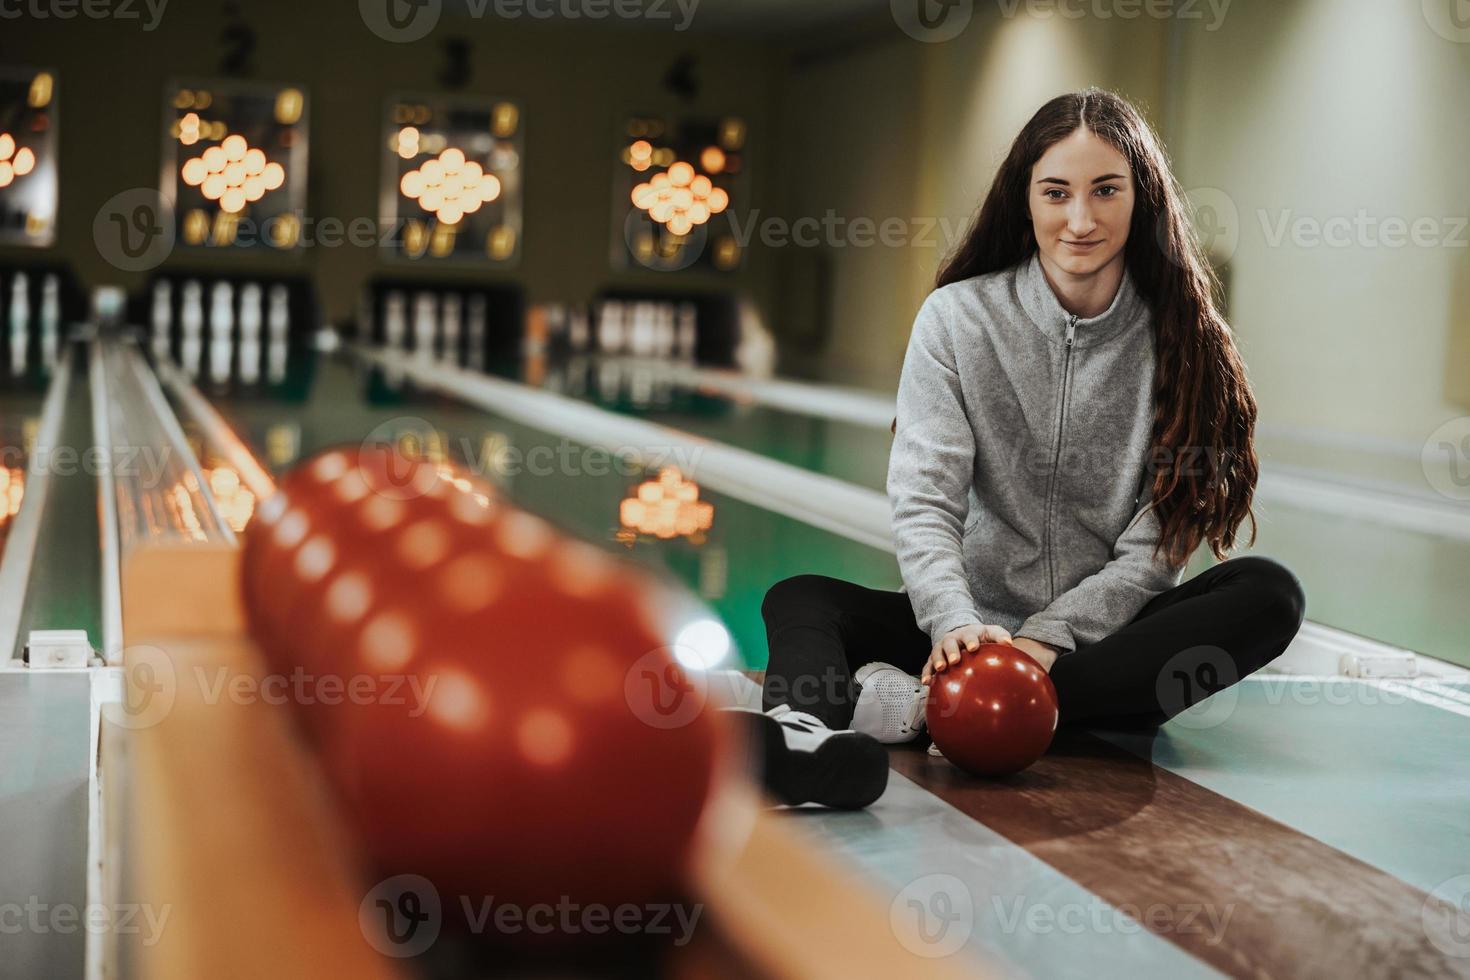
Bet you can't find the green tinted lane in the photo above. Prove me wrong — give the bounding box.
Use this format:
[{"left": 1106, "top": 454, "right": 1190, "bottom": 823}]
[
  {"left": 1, "top": 375, "right": 102, "bottom": 658},
  {"left": 190, "top": 356, "right": 900, "bottom": 669}
]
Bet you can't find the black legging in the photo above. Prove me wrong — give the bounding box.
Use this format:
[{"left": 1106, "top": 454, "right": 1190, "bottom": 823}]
[{"left": 761, "top": 555, "right": 1307, "bottom": 731}]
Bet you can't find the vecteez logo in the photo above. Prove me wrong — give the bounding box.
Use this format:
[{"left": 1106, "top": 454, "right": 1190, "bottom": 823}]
[
  {"left": 93, "top": 189, "right": 175, "bottom": 273},
  {"left": 360, "top": 0, "right": 443, "bottom": 42},
  {"left": 892, "top": 0, "right": 974, "bottom": 42}
]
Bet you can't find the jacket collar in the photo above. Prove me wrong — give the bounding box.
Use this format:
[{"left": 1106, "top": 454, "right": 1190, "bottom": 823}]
[{"left": 1015, "top": 250, "right": 1149, "bottom": 348}]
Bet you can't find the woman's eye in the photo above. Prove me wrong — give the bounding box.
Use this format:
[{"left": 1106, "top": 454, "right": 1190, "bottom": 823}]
[{"left": 1097, "top": 185, "right": 1119, "bottom": 198}]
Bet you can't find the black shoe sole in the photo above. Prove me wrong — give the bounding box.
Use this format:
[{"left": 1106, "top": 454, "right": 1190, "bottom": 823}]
[{"left": 746, "top": 712, "right": 889, "bottom": 810}]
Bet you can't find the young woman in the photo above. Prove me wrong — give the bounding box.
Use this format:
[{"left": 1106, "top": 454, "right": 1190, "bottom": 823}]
[{"left": 747, "top": 88, "right": 1306, "bottom": 810}]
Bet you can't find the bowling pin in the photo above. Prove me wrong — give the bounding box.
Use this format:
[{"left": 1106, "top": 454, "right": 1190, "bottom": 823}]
[
  {"left": 384, "top": 291, "right": 407, "bottom": 351},
  {"left": 9, "top": 272, "right": 29, "bottom": 377},
  {"left": 238, "top": 283, "right": 263, "bottom": 385},
  {"left": 631, "top": 301, "right": 656, "bottom": 358},
  {"left": 676, "top": 303, "right": 697, "bottom": 363},
  {"left": 208, "top": 281, "right": 234, "bottom": 385},
  {"left": 655, "top": 303, "right": 676, "bottom": 360},
  {"left": 441, "top": 294, "right": 463, "bottom": 365},
  {"left": 356, "top": 290, "right": 374, "bottom": 346},
  {"left": 8, "top": 274, "right": 29, "bottom": 379},
  {"left": 597, "top": 300, "right": 626, "bottom": 356},
  {"left": 267, "top": 284, "right": 289, "bottom": 384},
  {"left": 151, "top": 280, "right": 173, "bottom": 363},
  {"left": 180, "top": 279, "right": 204, "bottom": 379},
  {"left": 466, "top": 293, "right": 487, "bottom": 371},
  {"left": 568, "top": 308, "right": 590, "bottom": 353},
  {"left": 412, "top": 292, "right": 437, "bottom": 361},
  {"left": 39, "top": 275, "right": 59, "bottom": 373}
]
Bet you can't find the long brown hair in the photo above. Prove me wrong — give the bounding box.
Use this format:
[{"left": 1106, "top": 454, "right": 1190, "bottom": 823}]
[{"left": 935, "top": 88, "right": 1257, "bottom": 566}]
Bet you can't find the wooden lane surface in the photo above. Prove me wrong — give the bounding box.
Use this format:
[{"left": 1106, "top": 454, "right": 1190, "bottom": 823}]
[{"left": 109, "top": 544, "right": 984, "bottom": 979}]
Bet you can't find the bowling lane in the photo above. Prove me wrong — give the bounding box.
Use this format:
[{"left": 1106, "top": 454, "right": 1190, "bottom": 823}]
[
  {"left": 170, "top": 352, "right": 900, "bottom": 668},
  {"left": 1094, "top": 675, "right": 1470, "bottom": 896},
  {"left": 489, "top": 353, "right": 893, "bottom": 492},
  {"left": 0, "top": 347, "right": 103, "bottom": 661}
]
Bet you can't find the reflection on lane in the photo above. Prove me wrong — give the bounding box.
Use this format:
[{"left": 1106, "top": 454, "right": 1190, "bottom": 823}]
[{"left": 0, "top": 402, "right": 39, "bottom": 560}]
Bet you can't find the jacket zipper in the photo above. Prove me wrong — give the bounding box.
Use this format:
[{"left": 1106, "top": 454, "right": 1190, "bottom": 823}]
[{"left": 1042, "top": 314, "right": 1078, "bottom": 601}]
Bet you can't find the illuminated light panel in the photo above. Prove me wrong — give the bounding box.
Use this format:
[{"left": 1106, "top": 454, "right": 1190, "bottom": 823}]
[
  {"left": 630, "top": 160, "right": 729, "bottom": 236},
  {"left": 180, "top": 132, "right": 285, "bottom": 214},
  {"left": 400, "top": 146, "right": 500, "bottom": 226},
  {"left": 618, "top": 467, "right": 714, "bottom": 541}
]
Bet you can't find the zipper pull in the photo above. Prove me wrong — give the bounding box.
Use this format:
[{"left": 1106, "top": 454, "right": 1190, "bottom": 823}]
[{"left": 1065, "top": 315, "right": 1077, "bottom": 348}]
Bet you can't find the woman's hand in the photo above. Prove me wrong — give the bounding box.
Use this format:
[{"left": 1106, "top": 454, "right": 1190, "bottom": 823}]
[{"left": 920, "top": 623, "right": 1014, "bottom": 685}]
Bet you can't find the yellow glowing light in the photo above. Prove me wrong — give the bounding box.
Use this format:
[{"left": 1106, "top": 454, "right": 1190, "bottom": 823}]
[
  {"left": 275, "top": 88, "right": 305, "bottom": 126},
  {"left": 491, "top": 102, "right": 519, "bottom": 138},
  {"left": 700, "top": 146, "right": 726, "bottom": 175},
  {"left": 184, "top": 135, "right": 285, "bottom": 213},
  {"left": 487, "top": 225, "right": 515, "bottom": 260},
  {"left": 632, "top": 161, "right": 727, "bottom": 233},
  {"left": 27, "top": 72, "right": 53, "bottom": 109},
  {"left": 0, "top": 134, "right": 13, "bottom": 159},
  {"left": 205, "top": 465, "right": 256, "bottom": 532},
  {"left": 619, "top": 467, "right": 714, "bottom": 541},
  {"left": 400, "top": 148, "right": 499, "bottom": 225},
  {"left": 0, "top": 163, "right": 12, "bottom": 189},
  {"left": 396, "top": 126, "right": 421, "bottom": 160},
  {"left": 719, "top": 117, "right": 746, "bottom": 150},
  {"left": 0, "top": 466, "right": 24, "bottom": 531}
]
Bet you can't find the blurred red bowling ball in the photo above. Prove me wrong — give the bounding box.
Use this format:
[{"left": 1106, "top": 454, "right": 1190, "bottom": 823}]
[
  {"left": 240, "top": 445, "right": 731, "bottom": 926},
  {"left": 925, "top": 643, "right": 1059, "bottom": 777}
]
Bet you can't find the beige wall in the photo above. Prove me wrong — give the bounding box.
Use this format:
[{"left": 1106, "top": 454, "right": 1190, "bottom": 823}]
[
  {"left": 1167, "top": 0, "right": 1470, "bottom": 486},
  {"left": 776, "top": 0, "right": 1469, "bottom": 488}
]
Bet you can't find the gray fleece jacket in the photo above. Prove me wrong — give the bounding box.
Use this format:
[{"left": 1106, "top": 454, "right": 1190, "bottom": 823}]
[{"left": 888, "top": 250, "right": 1186, "bottom": 654}]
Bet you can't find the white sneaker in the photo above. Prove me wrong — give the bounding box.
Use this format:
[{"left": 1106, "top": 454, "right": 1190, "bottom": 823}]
[
  {"left": 724, "top": 704, "right": 889, "bottom": 810},
  {"left": 851, "top": 662, "right": 927, "bottom": 744}
]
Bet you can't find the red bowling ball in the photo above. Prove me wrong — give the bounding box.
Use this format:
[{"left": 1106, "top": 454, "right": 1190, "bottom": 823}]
[
  {"left": 240, "top": 445, "right": 731, "bottom": 929},
  {"left": 925, "top": 642, "right": 1059, "bottom": 777}
]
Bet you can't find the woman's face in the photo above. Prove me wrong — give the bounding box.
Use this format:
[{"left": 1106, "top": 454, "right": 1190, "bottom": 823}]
[{"left": 1028, "top": 127, "right": 1133, "bottom": 276}]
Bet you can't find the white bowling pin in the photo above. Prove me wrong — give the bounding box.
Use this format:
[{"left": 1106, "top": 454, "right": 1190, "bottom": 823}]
[
  {"left": 441, "top": 294, "right": 463, "bottom": 365},
  {"left": 384, "top": 291, "right": 407, "bottom": 351},
  {"left": 239, "top": 283, "right": 263, "bottom": 385},
  {"left": 9, "top": 272, "right": 29, "bottom": 377},
  {"left": 39, "top": 275, "right": 59, "bottom": 372},
  {"left": 466, "top": 294, "right": 487, "bottom": 371},
  {"left": 412, "top": 292, "right": 437, "bottom": 361},
  {"left": 208, "top": 281, "right": 234, "bottom": 384},
  {"left": 151, "top": 280, "right": 173, "bottom": 363}
]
